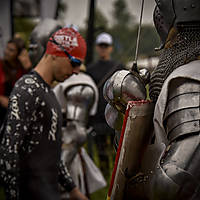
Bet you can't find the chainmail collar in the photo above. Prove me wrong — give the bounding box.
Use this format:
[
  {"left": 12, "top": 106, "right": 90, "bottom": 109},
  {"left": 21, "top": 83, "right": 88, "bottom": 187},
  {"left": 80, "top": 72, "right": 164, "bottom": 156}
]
[{"left": 149, "top": 27, "right": 200, "bottom": 102}]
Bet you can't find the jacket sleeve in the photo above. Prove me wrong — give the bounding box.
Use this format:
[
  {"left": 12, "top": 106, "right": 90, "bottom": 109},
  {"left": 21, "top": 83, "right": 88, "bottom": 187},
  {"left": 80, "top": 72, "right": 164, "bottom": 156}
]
[
  {"left": 0, "top": 84, "right": 34, "bottom": 200},
  {"left": 58, "top": 161, "right": 76, "bottom": 192}
]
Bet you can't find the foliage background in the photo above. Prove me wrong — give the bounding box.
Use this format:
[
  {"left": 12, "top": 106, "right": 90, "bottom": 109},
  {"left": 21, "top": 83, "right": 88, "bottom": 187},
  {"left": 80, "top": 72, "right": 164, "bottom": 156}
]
[{"left": 13, "top": 0, "right": 160, "bottom": 67}]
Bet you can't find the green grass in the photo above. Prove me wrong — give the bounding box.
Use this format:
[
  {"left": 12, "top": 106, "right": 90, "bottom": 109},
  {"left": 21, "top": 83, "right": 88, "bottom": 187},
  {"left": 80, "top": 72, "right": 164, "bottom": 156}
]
[
  {"left": 87, "top": 138, "right": 115, "bottom": 200},
  {"left": 90, "top": 184, "right": 109, "bottom": 200},
  {"left": 0, "top": 186, "right": 5, "bottom": 200}
]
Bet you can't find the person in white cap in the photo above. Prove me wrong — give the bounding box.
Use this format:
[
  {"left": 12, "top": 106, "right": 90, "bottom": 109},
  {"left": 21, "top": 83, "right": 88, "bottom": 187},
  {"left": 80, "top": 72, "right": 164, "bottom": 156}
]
[
  {"left": 87, "top": 32, "right": 124, "bottom": 179},
  {"left": 95, "top": 32, "right": 113, "bottom": 60}
]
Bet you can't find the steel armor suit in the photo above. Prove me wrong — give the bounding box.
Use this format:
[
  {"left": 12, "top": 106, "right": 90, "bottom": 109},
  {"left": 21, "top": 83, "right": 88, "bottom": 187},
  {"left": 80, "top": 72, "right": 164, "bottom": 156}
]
[
  {"left": 103, "top": 0, "right": 200, "bottom": 199},
  {"left": 53, "top": 71, "right": 107, "bottom": 196}
]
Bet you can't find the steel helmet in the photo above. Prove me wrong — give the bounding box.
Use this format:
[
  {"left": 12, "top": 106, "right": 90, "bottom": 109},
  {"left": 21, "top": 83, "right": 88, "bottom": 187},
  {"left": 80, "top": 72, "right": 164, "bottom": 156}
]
[{"left": 153, "top": 0, "right": 200, "bottom": 49}]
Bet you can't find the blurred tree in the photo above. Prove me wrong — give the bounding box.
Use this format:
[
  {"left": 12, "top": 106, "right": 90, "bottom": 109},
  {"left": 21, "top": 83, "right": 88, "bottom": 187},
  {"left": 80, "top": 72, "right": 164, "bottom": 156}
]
[
  {"left": 94, "top": 8, "right": 108, "bottom": 35},
  {"left": 80, "top": 8, "right": 108, "bottom": 38},
  {"left": 113, "top": 0, "right": 135, "bottom": 27},
  {"left": 139, "top": 24, "right": 160, "bottom": 57},
  {"left": 56, "top": 0, "right": 68, "bottom": 21},
  {"left": 92, "top": 8, "right": 110, "bottom": 62},
  {"left": 14, "top": 18, "right": 36, "bottom": 47},
  {"left": 14, "top": 0, "right": 67, "bottom": 48},
  {"left": 110, "top": 0, "right": 136, "bottom": 64},
  {"left": 110, "top": 0, "right": 160, "bottom": 65},
  {"left": 80, "top": 7, "right": 109, "bottom": 63}
]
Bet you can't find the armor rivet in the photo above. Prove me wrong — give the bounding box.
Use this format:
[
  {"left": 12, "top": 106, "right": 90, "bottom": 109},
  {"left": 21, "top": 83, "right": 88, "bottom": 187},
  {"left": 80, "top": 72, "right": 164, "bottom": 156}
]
[
  {"left": 150, "top": 171, "right": 153, "bottom": 174},
  {"left": 191, "top": 4, "right": 195, "bottom": 8},
  {"left": 183, "top": 7, "right": 187, "bottom": 11}
]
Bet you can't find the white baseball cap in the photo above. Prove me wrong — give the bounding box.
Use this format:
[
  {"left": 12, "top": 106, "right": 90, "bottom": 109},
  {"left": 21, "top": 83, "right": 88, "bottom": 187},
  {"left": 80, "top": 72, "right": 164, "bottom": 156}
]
[{"left": 96, "top": 32, "right": 113, "bottom": 45}]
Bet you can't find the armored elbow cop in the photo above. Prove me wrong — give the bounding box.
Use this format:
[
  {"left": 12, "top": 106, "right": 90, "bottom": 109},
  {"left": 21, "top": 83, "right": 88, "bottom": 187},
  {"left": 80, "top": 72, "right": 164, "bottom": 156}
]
[{"left": 103, "top": 68, "right": 150, "bottom": 131}]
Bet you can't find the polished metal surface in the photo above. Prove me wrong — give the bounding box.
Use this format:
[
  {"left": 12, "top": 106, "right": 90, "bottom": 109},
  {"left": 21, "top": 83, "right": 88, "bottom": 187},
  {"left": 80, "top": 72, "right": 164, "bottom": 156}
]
[
  {"left": 61, "top": 121, "right": 87, "bottom": 166},
  {"left": 65, "top": 85, "right": 95, "bottom": 124},
  {"left": 164, "top": 93, "right": 199, "bottom": 118},
  {"left": 103, "top": 69, "right": 146, "bottom": 114},
  {"left": 150, "top": 164, "right": 180, "bottom": 200},
  {"left": 164, "top": 79, "right": 200, "bottom": 141},
  {"left": 149, "top": 78, "right": 200, "bottom": 199},
  {"left": 139, "top": 68, "right": 151, "bottom": 85},
  {"left": 110, "top": 102, "right": 154, "bottom": 200},
  {"left": 154, "top": 0, "right": 200, "bottom": 48},
  {"left": 104, "top": 103, "right": 124, "bottom": 131},
  {"left": 150, "top": 134, "right": 200, "bottom": 200},
  {"left": 61, "top": 84, "right": 95, "bottom": 166},
  {"left": 168, "top": 78, "right": 200, "bottom": 100},
  {"left": 109, "top": 76, "right": 200, "bottom": 200}
]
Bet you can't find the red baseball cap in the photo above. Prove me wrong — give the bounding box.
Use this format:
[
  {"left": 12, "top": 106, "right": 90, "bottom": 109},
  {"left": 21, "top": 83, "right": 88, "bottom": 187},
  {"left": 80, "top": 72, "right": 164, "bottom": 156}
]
[{"left": 46, "top": 27, "right": 87, "bottom": 60}]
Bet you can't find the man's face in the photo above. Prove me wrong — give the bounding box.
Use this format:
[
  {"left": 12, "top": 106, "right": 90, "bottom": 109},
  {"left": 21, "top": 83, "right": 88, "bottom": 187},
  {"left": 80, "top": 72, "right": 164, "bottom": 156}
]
[
  {"left": 52, "top": 56, "right": 81, "bottom": 82},
  {"left": 4, "top": 42, "right": 18, "bottom": 62},
  {"left": 96, "top": 43, "right": 113, "bottom": 60}
]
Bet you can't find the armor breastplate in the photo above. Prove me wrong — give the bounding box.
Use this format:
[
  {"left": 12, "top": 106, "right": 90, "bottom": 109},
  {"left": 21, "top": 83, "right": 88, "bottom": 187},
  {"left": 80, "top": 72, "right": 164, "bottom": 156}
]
[
  {"left": 65, "top": 85, "right": 95, "bottom": 125},
  {"left": 61, "top": 84, "right": 96, "bottom": 166}
]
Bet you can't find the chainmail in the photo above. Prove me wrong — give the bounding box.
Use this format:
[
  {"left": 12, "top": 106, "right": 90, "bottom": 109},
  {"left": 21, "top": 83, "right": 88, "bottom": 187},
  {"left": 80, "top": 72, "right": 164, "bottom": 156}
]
[{"left": 149, "top": 27, "right": 200, "bottom": 102}]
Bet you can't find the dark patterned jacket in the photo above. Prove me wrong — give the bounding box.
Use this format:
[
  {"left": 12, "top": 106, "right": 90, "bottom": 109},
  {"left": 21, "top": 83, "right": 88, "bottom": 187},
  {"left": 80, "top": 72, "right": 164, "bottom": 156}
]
[{"left": 0, "top": 70, "right": 75, "bottom": 200}]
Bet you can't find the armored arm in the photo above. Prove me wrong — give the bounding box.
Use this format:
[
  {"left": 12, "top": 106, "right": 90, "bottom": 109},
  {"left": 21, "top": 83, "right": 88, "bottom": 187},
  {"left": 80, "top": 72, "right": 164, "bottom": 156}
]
[
  {"left": 103, "top": 69, "right": 149, "bottom": 148},
  {"left": 151, "top": 78, "right": 200, "bottom": 200},
  {"left": 61, "top": 84, "right": 96, "bottom": 166}
]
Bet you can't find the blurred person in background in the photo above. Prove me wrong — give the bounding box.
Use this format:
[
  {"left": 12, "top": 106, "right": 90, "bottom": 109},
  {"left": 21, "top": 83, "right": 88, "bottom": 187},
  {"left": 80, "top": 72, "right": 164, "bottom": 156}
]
[
  {"left": 0, "top": 37, "right": 32, "bottom": 127},
  {"left": 87, "top": 32, "right": 124, "bottom": 178}
]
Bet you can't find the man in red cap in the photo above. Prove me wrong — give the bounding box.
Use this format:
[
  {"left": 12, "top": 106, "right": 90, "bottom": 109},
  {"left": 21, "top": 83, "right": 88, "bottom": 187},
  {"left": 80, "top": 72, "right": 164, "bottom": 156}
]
[{"left": 0, "top": 27, "right": 88, "bottom": 200}]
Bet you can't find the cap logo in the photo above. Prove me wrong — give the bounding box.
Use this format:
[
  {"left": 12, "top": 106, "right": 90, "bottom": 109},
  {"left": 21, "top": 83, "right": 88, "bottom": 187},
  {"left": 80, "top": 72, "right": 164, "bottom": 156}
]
[
  {"left": 54, "top": 35, "right": 78, "bottom": 51},
  {"left": 46, "top": 27, "right": 86, "bottom": 60}
]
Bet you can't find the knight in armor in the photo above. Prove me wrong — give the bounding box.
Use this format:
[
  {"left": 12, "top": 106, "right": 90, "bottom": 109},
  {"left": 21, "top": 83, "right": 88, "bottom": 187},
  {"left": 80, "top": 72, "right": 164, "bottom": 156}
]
[
  {"left": 103, "top": 0, "right": 200, "bottom": 199},
  {"left": 53, "top": 63, "right": 107, "bottom": 198},
  {"left": 148, "top": 0, "right": 200, "bottom": 199}
]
